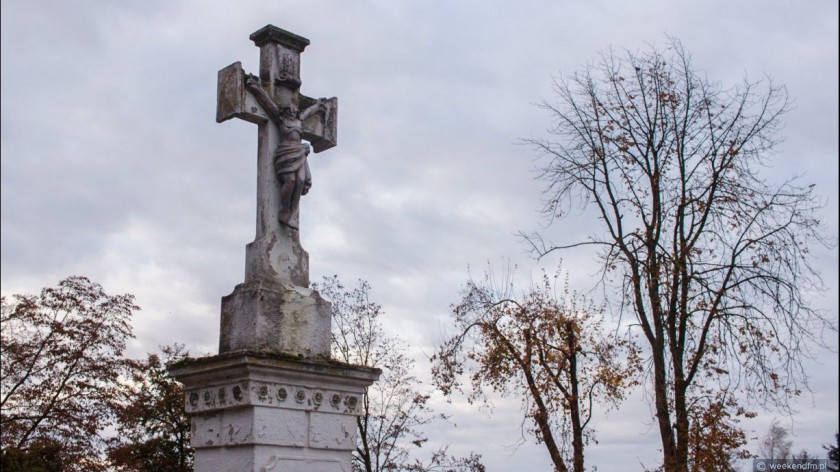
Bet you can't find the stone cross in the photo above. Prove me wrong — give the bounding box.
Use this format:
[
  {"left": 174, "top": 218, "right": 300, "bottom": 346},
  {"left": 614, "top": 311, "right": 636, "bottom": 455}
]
[
  {"left": 169, "top": 26, "right": 379, "bottom": 472},
  {"left": 216, "top": 24, "right": 337, "bottom": 289},
  {"left": 214, "top": 25, "right": 337, "bottom": 357}
]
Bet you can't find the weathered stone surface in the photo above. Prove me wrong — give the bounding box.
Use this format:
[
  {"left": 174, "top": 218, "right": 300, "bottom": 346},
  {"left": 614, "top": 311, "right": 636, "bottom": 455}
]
[
  {"left": 216, "top": 62, "right": 269, "bottom": 125},
  {"left": 182, "top": 377, "right": 365, "bottom": 417},
  {"left": 169, "top": 352, "right": 380, "bottom": 472},
  {"left": 300, "top": 95, "right": 338, "bottom": 152},
  {"left": 256, "top": 453, "right": 349, "bottom": 472},
  {"left": 244, "top": 225, "right": 310, "bottom": 287},
  {"left": 190, "top": 407, "right": 309, "bottom": 448},
  {"left": 195, "top": 447, "right": 349, "bottom": 472},
  {"left": 310, "top": 412, "right": 357, "bottom": 450},
  {"left": 253, "top": 408, "right": 308, "bottom": 447},
  {"left": 192, "top": 413, "right": 222, "bottom": 448},
  {"left": 219, "top": 280, "right": 331, "bottom": 357},
  {"left": 169, "top": 351, "right": 380, "bottom": 393},
  {"left": 250, "top": 25, "right": 310, "bottom": 51}
]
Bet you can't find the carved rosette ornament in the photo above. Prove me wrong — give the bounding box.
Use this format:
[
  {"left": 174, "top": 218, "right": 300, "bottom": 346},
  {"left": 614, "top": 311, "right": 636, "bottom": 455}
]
[{"left": 183, "top": 381, "right": 363, "bottom": 415}]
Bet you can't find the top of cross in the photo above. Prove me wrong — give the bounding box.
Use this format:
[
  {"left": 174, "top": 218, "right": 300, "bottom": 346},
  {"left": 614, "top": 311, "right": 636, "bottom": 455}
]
[{"left": 249, "top": 25, "right": 310, "bottom": 52}]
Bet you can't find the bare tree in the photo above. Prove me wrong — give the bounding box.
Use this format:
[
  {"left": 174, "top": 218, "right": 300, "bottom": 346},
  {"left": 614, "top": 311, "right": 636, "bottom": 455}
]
[
  {"left": 432, "top": 265, "right": 640, "bottom": 472},
  {"left": 759, "top": 420, "right": 793, "bottom": 460},
  {"left": 315, "top": 275, "right": 483, "bottom": 472},
  {"left": 1, "top": 276, "right": 138, "bottom": 471},
  {"left": 524, "top": 38, "right": 832, "bottom": 472}
]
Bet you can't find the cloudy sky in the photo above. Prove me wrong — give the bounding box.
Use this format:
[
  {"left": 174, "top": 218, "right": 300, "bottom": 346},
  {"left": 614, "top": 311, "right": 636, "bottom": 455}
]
[{"left": 2, "top": 0, "right": 837, "bottom": 470}]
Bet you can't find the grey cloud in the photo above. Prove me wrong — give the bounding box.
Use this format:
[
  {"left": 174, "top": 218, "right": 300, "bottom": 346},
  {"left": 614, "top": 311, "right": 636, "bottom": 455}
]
[{"left": 2, "top": 1, "right": 836, "bottom": 471}]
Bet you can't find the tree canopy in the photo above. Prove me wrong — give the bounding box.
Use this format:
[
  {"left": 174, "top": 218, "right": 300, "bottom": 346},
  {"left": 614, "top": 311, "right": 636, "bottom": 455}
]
[
  {"left": 1, "top": 276, "right": 138, "bottom": 471},
  {"left": 316, "top": 275, "right": 484, "bottom": 472},
  {"left": 433, "top": 265, "right": 640, "bottom": 472}
]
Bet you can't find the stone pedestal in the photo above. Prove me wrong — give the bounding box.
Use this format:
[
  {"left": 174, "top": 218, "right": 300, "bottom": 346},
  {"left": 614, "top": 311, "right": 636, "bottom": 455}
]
[
  {"left": 169, "top": 352, "right": 379, "bottom": 472},
  {"left": 219, "top": 280, "right": 331, "bottom": 357}
]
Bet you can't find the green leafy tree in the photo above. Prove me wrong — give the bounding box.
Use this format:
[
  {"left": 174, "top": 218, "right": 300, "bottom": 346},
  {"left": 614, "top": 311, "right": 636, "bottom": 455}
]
[
  {"left": 315, "top": 275, "right": 484, "bottom": 472},
  {"left": 108, "top": 345, "right": 193, "bottom": 471},
  {"left": 1, "top": 276, "right": 138, "bottom": 471},
  {"left": 524, "top": 38, "right": 833, "bottom": 472}
]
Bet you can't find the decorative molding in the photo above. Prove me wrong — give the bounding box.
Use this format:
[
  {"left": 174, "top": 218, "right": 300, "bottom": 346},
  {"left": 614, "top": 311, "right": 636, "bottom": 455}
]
[
  {"left": 184, "top": 380, "right": 363, "bottom": 415},
  {"left": 249, "top": 25, "right": 310, "bottom": 52}
]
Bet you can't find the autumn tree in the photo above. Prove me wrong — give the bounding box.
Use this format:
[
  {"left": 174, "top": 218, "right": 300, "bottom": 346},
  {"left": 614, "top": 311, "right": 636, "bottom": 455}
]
[
  {"left": 315, "top": 275, "right": 484, "bottom": 472},
  {"left": 686, "top": 388, "right": 755, "bottom": 471},
  {"left": 524, "top": 38, "right": 832, "bottom": 471},
  {"left": 432, "top": 265, "right": 640, "bottom": 472},
  {"left": 1, "top": 276, "right": 138, "bottom": 471},
  {"left": 108, "top": 344, "right": 194, "bottom": 471}
]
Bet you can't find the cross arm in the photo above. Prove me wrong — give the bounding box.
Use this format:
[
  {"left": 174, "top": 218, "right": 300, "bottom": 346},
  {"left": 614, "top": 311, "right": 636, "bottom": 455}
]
[
  {"left": 216, "top": 61, "right": 337, "bottom": 153},
  {"left": 300, "top": 95, "right": 337, "bottom": 153},
  {"left": 216, "top": 62, "right": 269, "bottom": 125}
]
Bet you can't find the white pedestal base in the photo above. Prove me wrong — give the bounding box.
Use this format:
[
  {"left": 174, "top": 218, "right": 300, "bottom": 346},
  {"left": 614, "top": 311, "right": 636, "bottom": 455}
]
[{"left": 169, "top": 352, "right": 380, "bottom": 472}]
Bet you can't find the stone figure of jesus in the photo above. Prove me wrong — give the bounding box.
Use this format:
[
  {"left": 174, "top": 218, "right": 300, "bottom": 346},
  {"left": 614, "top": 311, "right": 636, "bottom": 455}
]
[{"left": 244, "top": 73, "right": 328, "bottom": 227}]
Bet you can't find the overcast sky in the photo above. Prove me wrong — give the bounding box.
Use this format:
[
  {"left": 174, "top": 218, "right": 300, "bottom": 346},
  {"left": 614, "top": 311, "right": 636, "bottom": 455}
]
[{"left": 2, "top": 1, "right": 837, "bottom": 470}]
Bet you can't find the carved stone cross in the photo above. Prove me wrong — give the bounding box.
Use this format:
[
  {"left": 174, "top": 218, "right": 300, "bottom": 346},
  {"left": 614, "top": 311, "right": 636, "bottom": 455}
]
[
  {"left": 170, "top": 26, "right": 379, "bottom": 472},
  {"left": 214, "top": 26, "right": 336, "bottom": 356},
  {"left": 216, "top": 25, "right": 337, "bottom": 288}
]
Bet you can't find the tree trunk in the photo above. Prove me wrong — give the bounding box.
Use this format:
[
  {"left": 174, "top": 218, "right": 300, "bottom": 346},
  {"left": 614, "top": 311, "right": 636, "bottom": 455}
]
[
  {"left": 566, "top": 321, "right": 585, "bottom": 472},
  {"left": 523, "top": 366, "right": 569, "bottom": 472},
  {"left": 673, "top": 375, "right": 690, "bottom": 472},
  {"left": 356, "top": 415, "right": 374, "bottom": 472},
  {"left": 532, "top": 401, "right": 570, "bottom": 472},
  {"left": 652, "top": 344, "right": 679, "bottom": 472}
]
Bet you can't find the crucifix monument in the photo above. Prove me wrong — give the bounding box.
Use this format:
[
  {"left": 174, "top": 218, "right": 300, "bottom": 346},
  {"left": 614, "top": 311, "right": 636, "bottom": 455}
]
[{"left": 169, "top": 25, "right": 379, "bottom": 472}]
